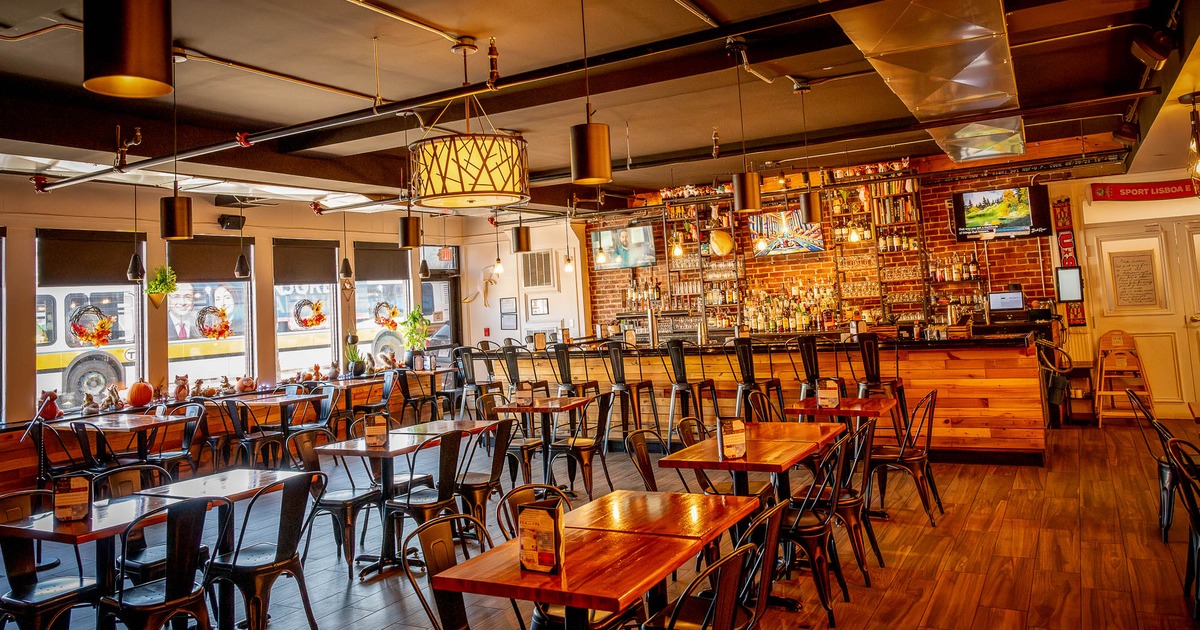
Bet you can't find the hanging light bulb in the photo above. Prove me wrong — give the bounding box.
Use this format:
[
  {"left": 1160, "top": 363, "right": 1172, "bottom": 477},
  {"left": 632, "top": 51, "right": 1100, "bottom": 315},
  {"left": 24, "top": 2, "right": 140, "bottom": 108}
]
[
  {"left": 777, "top": 171, "right": 787, "bottom": 186},
  {"left": 419, "top": 258, "right": 431, "bottom": 279},
  {"left": 563, "top": 215, "right": 575, "bottom": 272},
  {"left": 672, "top": 233, "right": 684, "bottom": 257},
  {"left": 493, "top": 210, "right": 504, "bottom": 274},
  {"left": 569, "top": 0, "right": 612, "bottom": 185},
  {"left": 564, "top": 250, "right": 575, "bottom": 273},
  {"left": 848, "top": 224, "right": 860, "bottom": 242},
  {"left": 596, "top": 245, "right": 608, "bottom": 265}
]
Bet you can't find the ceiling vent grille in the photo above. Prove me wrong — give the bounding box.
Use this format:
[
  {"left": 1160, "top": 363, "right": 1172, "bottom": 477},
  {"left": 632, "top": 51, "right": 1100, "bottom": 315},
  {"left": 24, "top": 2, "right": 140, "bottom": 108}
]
[{"left": 521, "top": 250, "right": 555, "bottom": 290}]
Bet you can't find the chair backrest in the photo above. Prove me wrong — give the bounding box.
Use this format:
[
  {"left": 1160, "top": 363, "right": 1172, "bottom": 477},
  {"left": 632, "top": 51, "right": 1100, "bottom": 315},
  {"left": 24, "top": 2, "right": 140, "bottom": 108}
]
[
  {"left": 675, "top": 417, "right": 720, "bottom": 493},
  {"left": 453, "top": 347, "right": 478, "bottom": 386},
  {"left": 222, "top": 399, "right": 255, "bottom": 438},
  {"left": 474, "top": 343, "right": 499, "bottom": 381},
  {"left": 843, "top": 332, "right": 901, "bottom": 384},
  {"left": 378, "top": 369, "right": 399, "bottom": 404},
  {"left": 311, "top": 384, "right": 338, "bottom": 424},
  {"left": 899, "top": 389, "right": 938, "bottom": 456},
  {"left": 232, "top": 472, "right": 325, "bottom": 565},
  {"left": 1128, "top": 388, "right": 1169, "bottom": 463},
  {"left": 92, "top": 464, "right": 172, "bottom": 499},
  {"left": 661, "top": 339, "right": 689, "bottom": 384},
  {"left": 117, "top": 495, "right": 233, "bottom": 606},
  {"left": 785, "top": 335, "right": 822, "bottom": 386},
  {"left": 402, "top": 514, "right": 497, "bottom": 630},
  {"left": 171, "top": 402, "right": 207, "bottom": 453},
  {"left": 0, "top": 489, "right": 55, "bottom": 591},
  {"left": 843, "top": 416, "right": 878, "bottom": 493},
  {"left": 624, "top": 429, "right": 665, "bottom": 491},
  {"left": 405, "top": 431, "right": 465, "bottom": 504},
  {"left": 791, "top": 431, "right": 853, "bottom": 528},
  {"left": 499, "top": 345, "right": 529, "bottom": 384},
  {"left": 572, "top": 392, "right": 615, "bottom": 441},
  {"left": 600, "top": 340, "right": 643, "bottom": 385},
  {"left": 663, "top": 544, "right": 755, "bottom": 630},
  {"left": 1166, "top": 438, "right": 1200, "bottom": 537},
  {"left": 746, "top": 390, "right": 785, "bottom": 423},
  {"left": 69, "top": 421, "right": 117, "bottom": 467},
  {"left": 496, "top": 484, "right": 573, "bottom": 540},
  {"left": 548, "top": 342, "right": 574, "bottom": 386},
  {"left": 460, "top": 418, "right": 515, "bottom": 488},
  {"left": 735, "top": 502, "right": 787, "bottom": 627},
  {"left": 726, "top": 337, "right": 757, "bottom": 385},
  {"left": 286, "top": 427, "right": 337, "bottom": 477}
]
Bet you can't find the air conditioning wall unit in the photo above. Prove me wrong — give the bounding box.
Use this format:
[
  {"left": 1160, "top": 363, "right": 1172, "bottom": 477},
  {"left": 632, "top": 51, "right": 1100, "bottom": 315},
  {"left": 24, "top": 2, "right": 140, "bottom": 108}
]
[{"left": 520, "top": 250, "right": 557, "bottom": 291}]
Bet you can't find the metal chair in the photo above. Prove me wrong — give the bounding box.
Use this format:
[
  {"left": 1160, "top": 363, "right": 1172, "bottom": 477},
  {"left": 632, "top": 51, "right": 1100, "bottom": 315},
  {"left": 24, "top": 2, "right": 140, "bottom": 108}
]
[
  {"left": 0, "top": 489, "right": 93, "bottom": 630},
  {"left": 599, "top": 340, "right": 663, "bottom": 438},
  {"left": 290, "top": 383, "right": 341, "bottom": 434},
  {"left": 745, "top": 390, "right": 787, "bottom": 423},
  {"left": 287, "top": 428, "right": 381, "bottom": 581},
  {"left": 146, "top": 402, "right": 209, "bottom": 477},
  {"left": 865, "top": 389, "right": 943, "bottom": 526},
  {"left": 383, "top": 430, "right": 468, "bottom": 552},
  {"left": 1165, "top": 437, "right": 1200, "bottom": 620},
  {"left": 1129, "top": 388, "right": 1178, "bottom": 542},
  {"left": 487, "top": 393, "right": 543, "bottom": 488},
  {"left": 547, "top": 392, "right": 616, "bottom": 500},
  {"left": 352, "top": 369, "right": 399, "bottom": 428},
  {"left": 724, "top": 337, "right": 786, "bottom": 422},
  {"left": 69, "top": 421, "right": 141, "bottom": 472},
  {"left": 547, "top": 342, "right": 600, "bottom": 398},
  {"left": 400, "top": 514, "right": 527, "bottom": 630},
  {"left": 658, "top": 339, "right": 720, "bottom": 452},
  {"left": 786, "top": 335, "right": 846, "bottom": 416},
  {"left": 453, "top": 346, "right": 502, "bottom": 420},
  {"left": 475, "top": 340, "right": 504, "bottom": 388},
  {"left": 455, "top": 417, "right": 515, "bottom": 526},
  {"left": 396, "top": 368, "right": 453, "bottom": 424},
  {"left": 641, "top": 544, "right": 756, "bottom": 630},
  {"left": 221, "top": 400, "right": 285, "bottom": 469},
  {"left": 624, "top": 428, "right": 693, "bottom": 494},
  {"left": 189, "top": 397, "right": 237, "bottom": 472},
  {"left": 498, "top": 345, "right": 551, "bottom": 398},
  {"left": 98, "top": 496, "right": 233, "bottom": 630},
  {"left": 207, "top": 473, "right": 325, "bottom": 630},
  {"left": 844, "top": 332, "right": 908, "bottom": 430}
]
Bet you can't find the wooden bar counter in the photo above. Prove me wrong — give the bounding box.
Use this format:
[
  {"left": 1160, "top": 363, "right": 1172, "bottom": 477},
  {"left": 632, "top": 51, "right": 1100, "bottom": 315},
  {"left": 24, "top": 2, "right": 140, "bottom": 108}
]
[{"left": 515, "top": 333, "right": 1045, "bottom": 463}]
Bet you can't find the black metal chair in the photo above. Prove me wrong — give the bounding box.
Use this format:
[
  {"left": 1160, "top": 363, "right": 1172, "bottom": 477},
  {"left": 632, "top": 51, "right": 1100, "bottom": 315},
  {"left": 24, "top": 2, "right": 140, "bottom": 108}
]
[
  {"left": 289, "top": 383, "right": 341, "bottom": 434},
  {"left": 845, "top": 332, "right": 908, "bottom": 430},
  {"left": 865, "top": 389, "right": 943, "bottom": 526},
  {"left": 189, "top": 397, "right": 237, "bottom": 472},
  {"left": 724, "top": 337, "right": 786, "bottom": 423},
  {"left": 475, "top": 341, "right": 504, "bottom": 390},
  {"left": 786, "top": 335, "right": 846, "bottom": 417},
  {"left": 401, "top": 514, "right": 527, "bottom": 630},
  {"left": 146, "top": 402, "right": 210, "bottom": 477},
  {"left": 69, "top": 421, "right": 141, "bottom": 472},
  {"left": 221, "top": 399, "right": 285, "bottom": 469},
  {"left": 453, "top": 346, "right": 503, "bottom": 420},
  {"left": 599, "top": 340, "right": 662, "bottom": 439},
  {"left": 352, "top": 369, "right": 399, "bottom": 429},
  {"left": 547, "top": 342, "right": 600, "bottom": 398},
  {"left": 456, "top": 417, "right": 515, "bottom": 526},
  {"left": 383, "top": 430, "right": 467, "bottom": 552},
  {"left": 641, "top": 544, "right": 756, "bottom": 630},
  {"left": 1129, "top": 389, "right": 1178, "bottom": 542},
  {"left": 99, "top": 495, "right": 233, "bottom": 630},
  {"left": 548, "top": 392, "right": 616, "bottom": 500},
  {"left": 287, "top": 428, "right": 381, "bottom": 581},
  {"left": 0, "top": 489, "right": 93, "bottom": 630},
  {"left": 207, "top": 473, "right": 325, "bottom": 630},
  {"left": 396, "top": 368, "right": 452, "bottom": 424},
  {"left": 498, "top": 345, "right": 551, "bottom": 398},
  {"left": 624, "top": 429, "right": 665, "bottom": 492},
  {"left": 658, "top": 339, "right": 720, "bottom": 452},
  {"left": 1166, "top": 437, "right": 1200, "bottom": 620},
  {"left": 783, "top": 430, "right": 854, "bottom": 626},
  {"left": 488, "top": 393, "right": 543, "bottom": 488},
  {"left": 745, "top": 390, "right": 787, "bottom": 423}
]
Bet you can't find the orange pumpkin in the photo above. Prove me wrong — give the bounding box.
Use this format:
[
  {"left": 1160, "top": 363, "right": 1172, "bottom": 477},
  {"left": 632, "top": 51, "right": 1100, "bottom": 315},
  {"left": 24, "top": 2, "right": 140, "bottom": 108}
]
[{"left": 127, "top": 379, "right": 154, "bottom": 407}]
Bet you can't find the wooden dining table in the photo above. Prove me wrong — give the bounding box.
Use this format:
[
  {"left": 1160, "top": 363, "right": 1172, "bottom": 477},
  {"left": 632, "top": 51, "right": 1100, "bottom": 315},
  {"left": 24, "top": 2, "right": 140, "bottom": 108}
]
[
  {"left": 54, "top": 412, "right": 198, "bottom": 460},
  {"left": 494, "top": 396, "right": 592, "bottom": 485},
  {"left": 327, "top": 375, "right": 385, "bottom": 415},
  {"left": 135, "top": 468, "right": 305, "bottom": 630},
  {"left": 433, "top": 490, "right": 758, "bottom": 630},
  {"left": 393, "top": 419, "right": 498, "bottom": 435}
]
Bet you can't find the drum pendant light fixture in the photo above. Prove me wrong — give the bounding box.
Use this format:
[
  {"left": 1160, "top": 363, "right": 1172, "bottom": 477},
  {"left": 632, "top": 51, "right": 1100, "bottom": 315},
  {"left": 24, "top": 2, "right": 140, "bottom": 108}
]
[
  {"left": 398, "top": 208, "right": 422, "bottom": 249},
  {"left": 409, "top": 39, "right": 529, "bottom": 209},
  {"left": 127, "top": 186, "right": 145, "bottom": 282},
  {"left": 160, "top": 75, "right": 193, "bottom": 240},
  {"left": 729, "top": 41, "right": 760, "bottom": 213},
  {"left": 234, "top": 207, "right": 251, "bottom": 279},
  {"left": 569, "top": 0, "right": 612, "bottom": 185},
  {"left": 339, "top": 212, "right": 353, "bottom": 279},
  {"left": 511, "top": 212, "right": 532, "bottom": 253},
  {"left": 83, "top": 0, "right": 174, "bottom": 98}
]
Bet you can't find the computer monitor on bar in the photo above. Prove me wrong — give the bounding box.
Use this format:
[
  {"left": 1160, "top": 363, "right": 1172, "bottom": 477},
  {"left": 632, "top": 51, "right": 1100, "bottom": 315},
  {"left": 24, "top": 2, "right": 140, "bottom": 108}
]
[{"left": 987, "top": 289, "right": 1028, "bottom": 323}]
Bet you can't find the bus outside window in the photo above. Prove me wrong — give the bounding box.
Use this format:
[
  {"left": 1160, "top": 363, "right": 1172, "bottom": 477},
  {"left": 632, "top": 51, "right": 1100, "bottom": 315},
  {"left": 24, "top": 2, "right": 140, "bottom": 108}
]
[
  {"left": 274, "top": 283, "right": 336, "bottom": 379},
  {"left": 167, "top": 281, "right": 252, "bottom": 384},
  {"left": 36, "top": 285, "right": 142, "bottom": 411}
]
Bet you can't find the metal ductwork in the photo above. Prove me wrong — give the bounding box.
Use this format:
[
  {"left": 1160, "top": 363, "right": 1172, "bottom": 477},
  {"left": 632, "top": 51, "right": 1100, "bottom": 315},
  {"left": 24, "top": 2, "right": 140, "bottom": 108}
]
[{"left": 828, "top": 0, "right": 1025, "bottom": 162}]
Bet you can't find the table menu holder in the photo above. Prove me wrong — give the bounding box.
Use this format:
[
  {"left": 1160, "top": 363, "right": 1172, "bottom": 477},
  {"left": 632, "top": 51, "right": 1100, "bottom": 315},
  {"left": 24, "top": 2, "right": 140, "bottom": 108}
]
[
  {"left": 817, "top": 380, "right": 841, "bottom": 409},
  {"left": 53, "top": 475, "right": 91, "bottom": 521},
  {"left": 716, "top": 417, "right": 746, "bottom": 459},
  {"left": 518, "top": 498, "right": 565, "bottom": 573},
  {"left": 365, "top": 415, "right": 388, "bottom": 447}
]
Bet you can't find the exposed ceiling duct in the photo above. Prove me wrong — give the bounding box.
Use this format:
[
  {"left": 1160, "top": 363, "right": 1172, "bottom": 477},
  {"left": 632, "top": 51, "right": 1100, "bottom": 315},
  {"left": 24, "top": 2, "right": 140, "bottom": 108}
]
[{"left": 828, "top": 0, "right": 1025, "bottom": 162}]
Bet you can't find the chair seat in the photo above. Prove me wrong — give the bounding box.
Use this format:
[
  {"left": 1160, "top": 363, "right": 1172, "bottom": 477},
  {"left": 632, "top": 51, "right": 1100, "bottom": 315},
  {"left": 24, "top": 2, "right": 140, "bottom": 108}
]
[
  {"left": 858, "top": 377, "right": 904, "bottom": 387},
  {"left": 791, "top": 484, "right": 858, "bottom": 504},
  {"left": 641, "top": 594, "right": 752, "bottom": 630},
  {"left": 782, "top": 507, "right": 828, "bottom": 536},
  {"left": 241, "top": 429, "right": 283, "bottom": 441},
  {"left": 534, "top": 603, "right": 633, "bottom": 629},
  {"left": 2, "top": 577, "right": 96, "bottom": 609},
  {"left": 551, "top": 437, "right": 597, "bottom": 449},
  {"left": 319, "top": 486, "right": 381, "bottom": 506},
  {"left": 386, "top": 487, "right": 453, "bottom": 508},
  {"left": 100, "top": 579, "right": 202, "bottom": 609},
  {"left": 457, "top": 471, "right": 497, "bottom": 489},
  {"left": 212, "top": 543, "right": 290, "bottom": 571},
  {"left": 509, "top": 438, "right": 543, "bottom": 449},
  {"left": 353, "top": 402, "right": 388, "bottom": 414},
  {"left": 708, "top": 479, "right": 773, "bottom": 499},
  {"left": 390, "top": 474, "right": 434, "bottom": 496},
  {"left": 122, "top": 543, "right": 210, "bottom": 571},
  {"left": 871, "top": 445, "right": 927, "bottom": 462}
]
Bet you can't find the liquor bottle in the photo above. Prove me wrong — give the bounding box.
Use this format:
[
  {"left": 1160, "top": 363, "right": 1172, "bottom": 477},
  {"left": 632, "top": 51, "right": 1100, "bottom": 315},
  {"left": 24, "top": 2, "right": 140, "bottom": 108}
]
[
  {"left": 654, "top": 280, "right": 662, "bottom": 301},
  {"left": 969, "top": 252, "right": 979, "bottom": 279},
  {"left": 890, "top": 229, "right": 900, "bottom": 252},
  {"left": 900, "top": 232, "right": 909, "bottom": 251},
  {"left": 951, "top": 253, "right": 962, "bottom": 281},
  {"left": 960, "top": 255, "right": 970, "bottom": 282},
  {"left": 878, "top": 228, "right": 887, "bottom": 252}
]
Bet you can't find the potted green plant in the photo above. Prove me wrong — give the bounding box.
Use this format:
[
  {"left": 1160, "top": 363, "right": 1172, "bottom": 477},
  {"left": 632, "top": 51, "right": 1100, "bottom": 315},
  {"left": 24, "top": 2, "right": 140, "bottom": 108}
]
[
  {"left": 396, "top": 307, "right": 432, "bottom": 368},
  {"left": 145, "top": 265, "right": 177, "bottom": 308},
  {"left": 344, "top": 342, "right": 366, "bottom": 377}
]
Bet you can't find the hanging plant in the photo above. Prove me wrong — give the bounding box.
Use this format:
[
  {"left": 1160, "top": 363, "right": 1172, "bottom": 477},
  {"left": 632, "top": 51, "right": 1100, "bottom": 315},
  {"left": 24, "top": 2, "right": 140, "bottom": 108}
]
[
  {"left": 396, "top": 306, "right": 432, "bottom": 351},
  {"left": 373, "top": 301, "right": 400, "bottom": 331},
  {"left": 293, "top": 299, "right": 327, "bottom": 329},
  {"left": 70, "top": 305, "right": 117, "bottom": 348},
  {"left": 196, "top": 306, "right": 232, "bottom": 340},
  {"left": 145, "top": 265, "right": 177, "bottom": 295}
]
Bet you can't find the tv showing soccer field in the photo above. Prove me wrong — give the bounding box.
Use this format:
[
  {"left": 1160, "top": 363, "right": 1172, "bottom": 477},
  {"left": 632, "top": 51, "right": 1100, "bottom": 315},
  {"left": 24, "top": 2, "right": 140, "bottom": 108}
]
[
  {"left": 952, "top": 184, "right": 1051, "bottom": 241},
  {"left": 591, "top": 225, "right": 657, "bottom": 270}
]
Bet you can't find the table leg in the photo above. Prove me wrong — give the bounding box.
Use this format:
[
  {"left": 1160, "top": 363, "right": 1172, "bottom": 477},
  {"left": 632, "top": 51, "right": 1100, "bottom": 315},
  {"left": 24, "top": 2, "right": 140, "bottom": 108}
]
[
  {"left": 563, "top": 606, "right": 589, "bottom": 630},
  {"left": 772, "top": 470, "right": 792, "bottom": 504},
  {"left": 646, "top": 579, "right": 669, "bottom": 617},
  {"left": 732, "top": 471, "right": 749, "bottom": 497},
  {"left": 541, "top": 411, "right": 554, "bottom": 484},
  {"left": 96, "top": 538, "right": 116, "bottom": 630},
  {"left": 217, "top": 503, "right": 235, "bottom": 630},
  {"left": 357, "top": 456, "right": 395, "bottom": 579},
  {"left": 278, "top": 404, "right": 294, "bottom": 466},
  {"left": 136, "top": 430, "right": 150, "bottom": 461}
]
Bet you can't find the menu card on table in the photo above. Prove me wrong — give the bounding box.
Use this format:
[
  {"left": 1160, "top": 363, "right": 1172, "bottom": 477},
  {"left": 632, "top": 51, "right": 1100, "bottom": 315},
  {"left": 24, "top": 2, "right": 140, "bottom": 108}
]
[
  {"left": 53, "top": 475, "right": 91, "bottom": 521},
  {"left": 365, "top": 416, "right": 388, "bottom": 446},
  {"left": 817, "top": 380, "right": 841, "bottom": 409},
  {"left": 518, "top": 498, "right": 565, "bottom": 573},
  {"left": 717, "top": 417, "right": 746, "bottom": 459}
]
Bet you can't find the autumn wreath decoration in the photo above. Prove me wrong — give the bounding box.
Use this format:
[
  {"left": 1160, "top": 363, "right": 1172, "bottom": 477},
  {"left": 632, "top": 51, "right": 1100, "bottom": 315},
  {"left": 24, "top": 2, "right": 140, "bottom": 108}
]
[
  {"left": 293, "top": 299, "right": 327, "bottom": 329},
  {"left": 373, "top": 301, "right": 400, "bottom": 331},
  {"left": 196, "top": 306, "right": 232, "bottom": 340},
  {"left": 70, "top": 305, "right": 117, "bottom": 348}
]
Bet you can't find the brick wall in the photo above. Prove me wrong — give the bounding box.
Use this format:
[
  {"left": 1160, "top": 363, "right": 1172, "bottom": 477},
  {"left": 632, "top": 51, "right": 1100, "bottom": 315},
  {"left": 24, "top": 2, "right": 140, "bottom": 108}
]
[{"left": 585, "top": 172, "right": 1054, "bottom": 325}]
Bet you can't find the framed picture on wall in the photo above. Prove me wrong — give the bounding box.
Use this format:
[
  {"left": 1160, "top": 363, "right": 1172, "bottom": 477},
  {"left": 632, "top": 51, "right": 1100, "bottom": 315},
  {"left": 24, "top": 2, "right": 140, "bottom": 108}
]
[
  {"left": 499, "top": 297, "right": 517, "bottom": 314},
  {"left": 500, "top": 313, "right": 518, "bottom": 330},
  {"left": 530, "top": 297, "right": 549, "bottom": 317}
]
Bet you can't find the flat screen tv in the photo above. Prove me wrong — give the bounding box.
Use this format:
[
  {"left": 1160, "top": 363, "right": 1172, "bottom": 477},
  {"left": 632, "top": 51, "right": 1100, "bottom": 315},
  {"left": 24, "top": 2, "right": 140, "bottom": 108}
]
[
  {"left": 951, "top": 184, "right": 1052, "bottom": 242},
  {"left": 591, "top": 225, "right": 657, "bottom": 270},
  {"left": 747, "top": 210, "right": 825, "bottom": 256}
]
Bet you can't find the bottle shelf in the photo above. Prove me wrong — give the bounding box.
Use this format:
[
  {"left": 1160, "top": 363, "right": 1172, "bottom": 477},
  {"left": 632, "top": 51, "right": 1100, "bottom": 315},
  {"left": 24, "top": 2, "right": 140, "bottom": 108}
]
[{"left": 930, "top": 278, "right": 985, "bottom": 286}]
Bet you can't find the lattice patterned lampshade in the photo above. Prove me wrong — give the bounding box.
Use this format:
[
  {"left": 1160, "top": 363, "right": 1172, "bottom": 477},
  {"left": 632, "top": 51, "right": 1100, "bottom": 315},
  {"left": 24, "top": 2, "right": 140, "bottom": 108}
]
[
  {"left": 1190, "top": 108, "right": 1200, "bottom": 199},
  {"left": 409, "top": 133, "right": 530, "bottom": 209}
]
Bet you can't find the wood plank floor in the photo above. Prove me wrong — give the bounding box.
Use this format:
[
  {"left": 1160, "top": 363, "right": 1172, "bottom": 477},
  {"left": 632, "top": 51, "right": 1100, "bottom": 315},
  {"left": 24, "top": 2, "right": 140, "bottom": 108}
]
[{"left": 28, "top": 418, "right": 1198, "bottom": 629}]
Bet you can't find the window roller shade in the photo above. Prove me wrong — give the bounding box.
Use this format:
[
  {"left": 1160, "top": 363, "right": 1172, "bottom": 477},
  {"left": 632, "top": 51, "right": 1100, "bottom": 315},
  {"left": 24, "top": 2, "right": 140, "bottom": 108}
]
[
  {"left": 168, "top": 235, "right": 253, "bottom": 283},
  {"left": 354, "top": 241, "right": 411, "bottom": 281},
  {"left": 273, "top": 238, "right": 338, "bottom": 285},
  {"left": 37, "top": 228, "right": 145, "bottom": 287}
]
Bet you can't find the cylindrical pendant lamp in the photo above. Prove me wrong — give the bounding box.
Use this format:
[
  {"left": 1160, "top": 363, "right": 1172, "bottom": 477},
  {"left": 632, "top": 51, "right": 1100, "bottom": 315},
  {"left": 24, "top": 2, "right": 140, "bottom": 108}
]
[
  {"left": 83, "top": 0, "right": 174, "bottom": 98},
  {"left": 399, "top": 215, "right": 422, "bottom": 249},
  {"left": 570, "top": 122, "right": 612, "bottom": 185},
  {"left": 732, "top": 171, "right": 761, "bottom": 213},
  {"left": 512, "top": 226, "right": 532, "bottom": 253},
  {"left": 160, "top": 194, "right": 193, "bottom": 240}
]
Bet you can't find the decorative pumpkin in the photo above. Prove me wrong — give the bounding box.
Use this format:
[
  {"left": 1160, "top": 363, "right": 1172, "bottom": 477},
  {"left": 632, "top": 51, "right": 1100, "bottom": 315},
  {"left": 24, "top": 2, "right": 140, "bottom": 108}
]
[
  {"left": 235, "top": 375, "right": 256, "bottom": 393},
  {"left": 127, "top": 379, "right": 154, "bottom": 407}
]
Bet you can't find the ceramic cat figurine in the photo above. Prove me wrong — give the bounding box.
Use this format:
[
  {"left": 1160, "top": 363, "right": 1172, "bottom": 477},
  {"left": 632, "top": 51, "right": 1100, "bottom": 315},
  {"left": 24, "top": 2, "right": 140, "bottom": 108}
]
[
  {"left": 173, "top": 374, "right": 190, "bottom": 401},
  {"left": 326, "top": 363, "right": 340, "bottom": 379},
  {"left": 218, "top": 376, "right": 235, "bottom": 396},
  {"left": 99, "top": 385, "right": 122, "bottom": 411},
  {"left": 80, "top": 393, "right": 99, "bottom": 415},
  {"left": 191, "top": 378, "right": 204, "bottom": 398}
]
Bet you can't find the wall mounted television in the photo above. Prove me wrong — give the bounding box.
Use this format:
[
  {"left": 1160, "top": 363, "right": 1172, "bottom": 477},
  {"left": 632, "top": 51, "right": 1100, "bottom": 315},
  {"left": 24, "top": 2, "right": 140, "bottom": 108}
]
[
  {"left": 591, "top": 225, "right": 657, "bottom": 270},
  {"left": 747, "top": 210, "right": 825, "bottom": 256},
  {"left": 951, "top": 184, "right": 1052, "bottom": 242}
]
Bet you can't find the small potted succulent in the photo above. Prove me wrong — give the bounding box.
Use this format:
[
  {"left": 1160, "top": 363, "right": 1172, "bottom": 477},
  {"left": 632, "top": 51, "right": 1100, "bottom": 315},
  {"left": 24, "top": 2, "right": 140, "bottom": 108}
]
[
  {"left": 344, "top": 342, "right": 366, "bottom": 377},
  {"left": 396, "top": 307, "right": 432, "bottom": 368},
  {"left": 145, "top": 265, "right": 177, "bottom": 308}
]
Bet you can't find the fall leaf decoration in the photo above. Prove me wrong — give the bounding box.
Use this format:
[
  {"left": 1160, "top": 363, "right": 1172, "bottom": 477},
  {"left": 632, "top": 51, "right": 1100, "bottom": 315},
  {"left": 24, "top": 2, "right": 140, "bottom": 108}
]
[
  {"left": 196, "top": 306, "right": 232, "bottom": 340},
  {"left": 70, "top": 305, "right": 117, "bottom": 347},
  {"left": 294, "top": 299, "right": 327, "bottom": 329},
  {"left": 373, "top": 301, "right": 400, "bottom": 331}
]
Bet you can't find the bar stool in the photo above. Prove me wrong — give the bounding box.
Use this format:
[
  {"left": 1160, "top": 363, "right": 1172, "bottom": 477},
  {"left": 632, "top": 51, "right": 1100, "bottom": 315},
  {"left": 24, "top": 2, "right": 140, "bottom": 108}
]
[
  {"left": 452, "top": 346, "right": 502, "bottom": 420},
  {"left": 658, "top": 339, "right": 719, "bottom": 452},
  {"left": 498, "top": 345, "right": 551, "bottom": 398},
  {"left": 547, "top": 342, "right": 600, "bottom": 398},
  {"left": 599, "top": 340, "right": 662, "bottom": 438},
  {"left": 475, "top": 340, "right": 503, "bottom": 385},
  {"left": 845, "top": 332, "right": 908, "bottom": 432},
  {"left": 786, "top": 335, "right": 846, "bottom": 422},
  {"left": 724, "top": 337, "right": 785, "bottom": 421}
]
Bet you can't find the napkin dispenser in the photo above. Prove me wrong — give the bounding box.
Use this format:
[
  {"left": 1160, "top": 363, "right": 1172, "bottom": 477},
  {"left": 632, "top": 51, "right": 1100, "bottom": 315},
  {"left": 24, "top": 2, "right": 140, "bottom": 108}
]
[
  {"left": 53, "top": 475, "right": 91, "bottom": 521},
  {"left": 518, "top": 498, "right": 566, "bottom": 573}
]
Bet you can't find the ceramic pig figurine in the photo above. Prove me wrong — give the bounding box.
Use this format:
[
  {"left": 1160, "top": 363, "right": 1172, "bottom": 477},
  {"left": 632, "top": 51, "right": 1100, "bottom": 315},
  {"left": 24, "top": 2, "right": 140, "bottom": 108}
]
[{"left": 235, "top": 375, "right": 256, "bottom": 392}]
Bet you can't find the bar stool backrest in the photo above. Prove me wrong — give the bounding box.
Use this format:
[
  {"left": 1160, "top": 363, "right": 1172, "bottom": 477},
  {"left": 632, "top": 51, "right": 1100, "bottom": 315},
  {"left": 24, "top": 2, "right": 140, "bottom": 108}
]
[
  {"left": 453, "top": 347, "right": 477, "bottom": 386},
  {"left": 549, "top": 342, "right": 574, "bottom": 385},
  {"left": 500, "top": 345, "right": 539, "bottom": 385},
  {"left": 660, "top": 339, "right": 706, "bottom": 384},
  {"left": 727, "top": 337, "right": 757, "bottom": 385},
  {"left": 601, "top": 340, "right": 646, "bottom": 386},
  {"left": 784, "top": 335, "right": 823, "bottom": 384},
  {"left": 844, "top": 332, "right": 901, "bottom": 385}
]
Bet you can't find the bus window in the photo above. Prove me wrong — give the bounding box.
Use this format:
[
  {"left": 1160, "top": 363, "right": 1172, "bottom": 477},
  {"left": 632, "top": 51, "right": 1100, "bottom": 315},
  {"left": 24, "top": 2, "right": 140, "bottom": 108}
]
[
  {"left": 35, "top": 295, "right": 56, "bottom": 346},
  {"left": 167, "top": 282, "right": 253, "bottom": 383}
]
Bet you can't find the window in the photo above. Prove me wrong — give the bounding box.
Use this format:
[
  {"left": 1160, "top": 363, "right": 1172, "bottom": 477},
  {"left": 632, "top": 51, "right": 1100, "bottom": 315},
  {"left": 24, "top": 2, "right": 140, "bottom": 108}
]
[
  {"left": 354, "top": 241, "right": 413, "bottom": 359},
  {"left": 273, "top": 239, "right": 338, "bottom": 379},
  {"left": 167, "top": 237, "right": 254, "bottom": 384},
  {"left": 36, "top": 229, "right": 144, "bottom": 412},
  {"left": 420, "top": 244, "right": 458, "bottom": 272}
]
